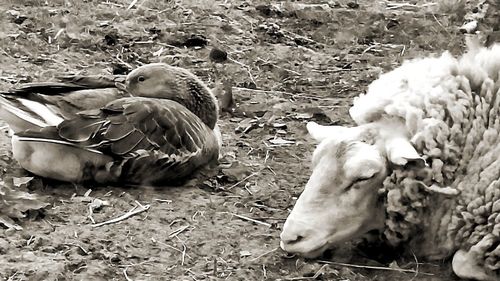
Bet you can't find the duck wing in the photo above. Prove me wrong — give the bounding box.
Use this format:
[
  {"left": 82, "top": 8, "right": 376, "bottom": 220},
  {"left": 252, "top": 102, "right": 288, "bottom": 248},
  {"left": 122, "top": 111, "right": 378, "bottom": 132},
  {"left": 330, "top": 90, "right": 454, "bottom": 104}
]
[
  {"left": 5, "top": 74, "right": 125, "bottom": 97},
  {"left": 17, "top": 97, "right": 219, "bottom": 184},
  {"left": 0, "top": 75, "right": 128, "bottom": 132},
  {"left": 56, "top": 74, "right": 126, "bottom": 89}
]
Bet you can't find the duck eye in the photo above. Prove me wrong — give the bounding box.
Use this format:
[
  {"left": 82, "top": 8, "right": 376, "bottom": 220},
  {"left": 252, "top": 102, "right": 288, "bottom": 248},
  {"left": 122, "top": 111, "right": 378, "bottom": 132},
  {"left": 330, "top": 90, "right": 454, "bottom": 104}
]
[{"left": 137, "top": 76, "right": 145, "bottom": 82}]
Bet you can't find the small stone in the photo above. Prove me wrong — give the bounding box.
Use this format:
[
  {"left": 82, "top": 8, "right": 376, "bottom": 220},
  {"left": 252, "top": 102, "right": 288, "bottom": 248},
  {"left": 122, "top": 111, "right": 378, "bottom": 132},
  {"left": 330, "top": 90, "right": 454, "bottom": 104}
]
[
  {"left": 209, "top": 48, "right": 228, "bottom": 63},
  {"left": 347, "top": 2, "right": 359, "bottom": 9},
  {"left": 240, "top": 250, "right": 251, "bottom": 257}
]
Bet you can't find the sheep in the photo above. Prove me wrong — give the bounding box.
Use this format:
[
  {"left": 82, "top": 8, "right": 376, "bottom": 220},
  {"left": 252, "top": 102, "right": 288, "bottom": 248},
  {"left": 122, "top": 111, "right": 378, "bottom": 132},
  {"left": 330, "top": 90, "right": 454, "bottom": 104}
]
[{"left": 280, "top": 43, "right": 500, "bottom": 281}]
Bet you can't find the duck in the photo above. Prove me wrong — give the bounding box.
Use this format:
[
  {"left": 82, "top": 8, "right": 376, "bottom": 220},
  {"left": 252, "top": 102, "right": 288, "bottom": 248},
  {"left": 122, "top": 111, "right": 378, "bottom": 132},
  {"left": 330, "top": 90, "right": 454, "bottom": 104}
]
[{"left": 0, "top": 63, "right": 221, "bottom": 185}]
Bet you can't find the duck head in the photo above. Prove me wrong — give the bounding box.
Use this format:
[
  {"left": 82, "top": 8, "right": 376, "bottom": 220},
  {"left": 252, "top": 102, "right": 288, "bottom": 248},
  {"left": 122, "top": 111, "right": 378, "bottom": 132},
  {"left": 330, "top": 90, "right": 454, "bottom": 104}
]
[{"left": 116, "top": 63, "right": 219, "bottom": 129}]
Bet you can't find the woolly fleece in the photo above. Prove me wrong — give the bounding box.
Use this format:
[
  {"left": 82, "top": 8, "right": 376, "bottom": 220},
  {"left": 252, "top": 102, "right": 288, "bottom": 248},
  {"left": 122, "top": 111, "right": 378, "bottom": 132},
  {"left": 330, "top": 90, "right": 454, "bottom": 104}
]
[{"left": 350, "top": 44, "right": 500, "bottom": 272}]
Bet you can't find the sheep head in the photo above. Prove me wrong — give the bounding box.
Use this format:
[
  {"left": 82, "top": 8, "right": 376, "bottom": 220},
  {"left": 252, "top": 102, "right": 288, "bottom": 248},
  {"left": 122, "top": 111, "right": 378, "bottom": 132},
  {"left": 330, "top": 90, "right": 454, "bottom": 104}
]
[{"left": 280, "top": 119, "right": 425, "bottom": 258}]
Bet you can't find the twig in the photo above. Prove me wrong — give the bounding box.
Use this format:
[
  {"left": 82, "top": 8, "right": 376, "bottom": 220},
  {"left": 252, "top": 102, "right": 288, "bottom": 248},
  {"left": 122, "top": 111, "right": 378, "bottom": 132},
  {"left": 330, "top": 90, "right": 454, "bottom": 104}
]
[
  {"left": 228, "top": 58, "right": 256, "bottom": 85},
  {"left": 312, "top": 264, "right": 328, "bottom": 278},
  {"left": 154, "top": 198, "right": 172, "bottom": 203},
  {"left": 176, "top": 236, "right": 188, "bottom": 266},
  {"left": 410, "top": 250, "right": 419, "bottom": 281},
  {"left": 311, "top": 67, "right": 367, "bottom": 73},
  {"left": 157, "top": 241, "right": 193, "bottom": 259},
  {"left": 123, "top": 267, "right": 133, "bottom": 281},
  {"left": 64, "top": 243, "right": 89, "bottom": 255},
  {"left": 54, "top": 28, "right": 64, "bottom": 40},
  {"left": 213, "top": 256, "right": 217, "bottom": 276},
  {"left": 121, "top": 261, "right": 149, "bottom": 281},
  {"left": 92, "top": 203, "right": 150, "bottom": 228},
  {"left": 277, "top": 277, "right": 317, "bottom": 281},
  {"left": 233, "top": 87, "right": 292, "bottom": 95},
  {"left": 232, "top": 87, "right": 340, "bottom": 101},
  {"left": 134, "top": 200, "right": 146, "bottom": 209},
  {"left": 101, "top": 1, "right": 124, "bottom": 8},
  {"left": 26, "top": 235, "right": 34, "bottom": 246},
  {"left": 275, "top": 265, "right": 329, "bottom": 280},
  {"left": 281, "top": 29, "right": 323, "bottom": 47},
  {"left": 386, "top": 2, "right": 436, "bottom": 10},
  {"left": 185, "top": 269, "right": 200, "bottom": 281},
  {"left": 6, "top": 271, "right": 19, "bottom": 281},
  {"left": 226, "top": 172, "right": 259, "bottom": 190},
  {"left": 250, "top": 247, "right": 278, "bottom": 261},
  {"left": 362, "top": 44, "right": 378, "bottom": 54},
  {"left": 135, "top": 40, "right": 174, "bottom": 46},
  {"left": 386, "top": 3, "right": 417, "bottom": 9},
  {"left": 297, "top": 45, "right": 319, "bottom": 54},
  {"left": 192, "top": 211, "right": 203, "bottom": 221},
  {"left": 127, "top": 0, "right": 138, "bottom": 9},
  {"left": 0, "top": 47, "right": 15, "bottom": 59},
  {"left": 72, "top": 265, "right": 87, "bottom": 274},
  {"left": 317, "top": 260, "right": 433, "bottom": 276},
  {"left": 243, "top": 183, "right": 253, "bottom": 195},
  {"left": 169, "top": 219, "right": 182, "bottom": 227},
  {"left": 249, "top": 216, "right": 285, "bottom": 221},
  {"left": 267, "top": 166, "right": 276, "bottom": 175},
  {"left": 87, "top": 198, "right": 110, "bottom": 223},
  {"left": 229, "top": 213, "right": 272, "bottom": 227},
  {"left": 114, "top": 53, "right": 134, "bottom": 70},
  {"left": 0, "top": 76, "right": 19, "bottom": 83},
  {"left": 169, "top": 225, "right": 190, "bottom": 238},
  {"left": 256, "top": 58, "right": 301, "bottom": 76},
  {"left": 431, "top": 13, "right": 451, "bottom": 36}
]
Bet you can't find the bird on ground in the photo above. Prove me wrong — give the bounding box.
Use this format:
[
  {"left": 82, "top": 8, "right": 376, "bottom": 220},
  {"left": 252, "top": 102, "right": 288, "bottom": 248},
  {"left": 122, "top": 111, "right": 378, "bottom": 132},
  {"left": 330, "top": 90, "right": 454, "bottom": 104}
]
[{"left": 0, "top": 63, "right": 221, "bottom": 185}]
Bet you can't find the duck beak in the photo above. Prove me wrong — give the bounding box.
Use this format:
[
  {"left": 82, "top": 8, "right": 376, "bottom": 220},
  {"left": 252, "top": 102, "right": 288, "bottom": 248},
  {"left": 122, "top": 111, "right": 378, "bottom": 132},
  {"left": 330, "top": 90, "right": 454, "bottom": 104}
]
[{"left": 115, "top": 81, "right": 127, "bottom": 92}]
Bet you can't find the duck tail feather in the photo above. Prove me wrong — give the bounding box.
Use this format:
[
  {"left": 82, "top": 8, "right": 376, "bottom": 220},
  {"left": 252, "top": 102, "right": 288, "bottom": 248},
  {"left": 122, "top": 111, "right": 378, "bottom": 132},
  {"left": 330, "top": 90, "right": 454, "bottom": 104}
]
[
  {"left": 0, "top": 95, "right": 49, "bottom": 132},
  {"left": 5, "top": 82, "right": 87, "bottom": 96}
]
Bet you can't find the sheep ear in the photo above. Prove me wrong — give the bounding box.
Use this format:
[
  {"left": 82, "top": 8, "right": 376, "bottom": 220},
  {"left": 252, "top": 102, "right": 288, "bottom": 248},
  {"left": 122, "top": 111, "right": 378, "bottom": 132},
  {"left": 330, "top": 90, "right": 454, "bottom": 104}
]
[
  {"left": 306, "top": 122, "right": 349, "bottom": 142},
  {"left": 344, "top": 156, "right": 382, "bottom": 180},
  {"left": 385, "top": 137, "right": 425, "bottom": 167}
]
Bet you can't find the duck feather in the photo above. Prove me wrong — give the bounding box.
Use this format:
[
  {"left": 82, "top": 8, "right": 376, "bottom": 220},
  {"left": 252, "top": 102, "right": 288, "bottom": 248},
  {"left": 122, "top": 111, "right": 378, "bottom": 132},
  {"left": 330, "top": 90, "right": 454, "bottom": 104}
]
[
  {"left": 14, "top": 97, "right": 218, "bottom": 184},
  {"left": 2, "top": 65, "right": 220, "bottom": 185}
]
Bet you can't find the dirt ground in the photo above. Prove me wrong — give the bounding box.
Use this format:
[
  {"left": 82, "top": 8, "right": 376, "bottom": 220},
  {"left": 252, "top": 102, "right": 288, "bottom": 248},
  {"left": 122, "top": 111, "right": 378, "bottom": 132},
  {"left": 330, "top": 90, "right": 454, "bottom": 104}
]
[{"left": 0, "top": 0, "right": 497, "bottom": 280}]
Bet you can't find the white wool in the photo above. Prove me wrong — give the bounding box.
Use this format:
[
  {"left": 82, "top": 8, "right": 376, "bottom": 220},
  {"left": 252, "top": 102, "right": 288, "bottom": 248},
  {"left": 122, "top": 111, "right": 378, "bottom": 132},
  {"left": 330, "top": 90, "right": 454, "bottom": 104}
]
[
  {"left": 350, "top": 52, "right": 457, "bottom": 128},
  {"left": 347, "top": 44, "right": 500, "bottom": 274},
  {"left": 351, "top": 45, "right": 500, "bottom": 131}
]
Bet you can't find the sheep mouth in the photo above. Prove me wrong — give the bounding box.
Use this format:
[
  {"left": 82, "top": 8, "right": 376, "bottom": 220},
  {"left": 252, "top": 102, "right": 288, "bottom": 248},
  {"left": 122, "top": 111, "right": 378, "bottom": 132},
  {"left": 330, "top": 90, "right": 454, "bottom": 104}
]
[
  {"left": 282, "top": 226, "right": 383, "bottom": 259},
  {"left": 281, "top": 240, "right": 330, "bottom": 259},
  {"left": 302, "top": 246, "right": 330, "bottom": 259},
  {"left": 317, "top": 228, "right": 383, "bottom": 257},
  {"left": 281, "top": 230, "right": 358, "bottom": 259}
]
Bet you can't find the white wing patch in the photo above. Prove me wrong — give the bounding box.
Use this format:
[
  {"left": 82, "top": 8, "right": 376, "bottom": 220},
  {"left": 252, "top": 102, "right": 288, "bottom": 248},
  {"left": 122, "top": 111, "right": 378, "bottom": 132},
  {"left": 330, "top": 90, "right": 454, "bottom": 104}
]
[
  {"left": 0, "top": 96, "right": 48, "bottom": 128},
  {"left": 18, "top": 99, "right": 64, "bottom": 126},
  {"left": 16, "top": 136, "right": 104, "bottom": 155}
]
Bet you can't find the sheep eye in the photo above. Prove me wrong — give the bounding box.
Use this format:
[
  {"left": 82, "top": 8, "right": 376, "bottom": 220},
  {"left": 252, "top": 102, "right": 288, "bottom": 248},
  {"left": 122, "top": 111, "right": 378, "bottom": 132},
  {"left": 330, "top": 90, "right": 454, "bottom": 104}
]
[
  {"left": 345, "top": 174, "right": 376, "bottom": 191},
  {"left": 355, "top": 175, "right": 374, "bottom": 183},
  {"left": 137, "top": 76, "right": 145, "bottom": 82}
]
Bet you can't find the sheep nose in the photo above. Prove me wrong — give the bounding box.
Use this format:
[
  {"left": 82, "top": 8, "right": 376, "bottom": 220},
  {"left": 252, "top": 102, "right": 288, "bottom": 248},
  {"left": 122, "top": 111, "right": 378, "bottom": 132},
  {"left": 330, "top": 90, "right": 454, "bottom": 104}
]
[
  {"left": 281, "top": 232, "right": 305, "bottom": 245},
  {"left": 280, "top": 220, "right": 309, "bottom": 249}
]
